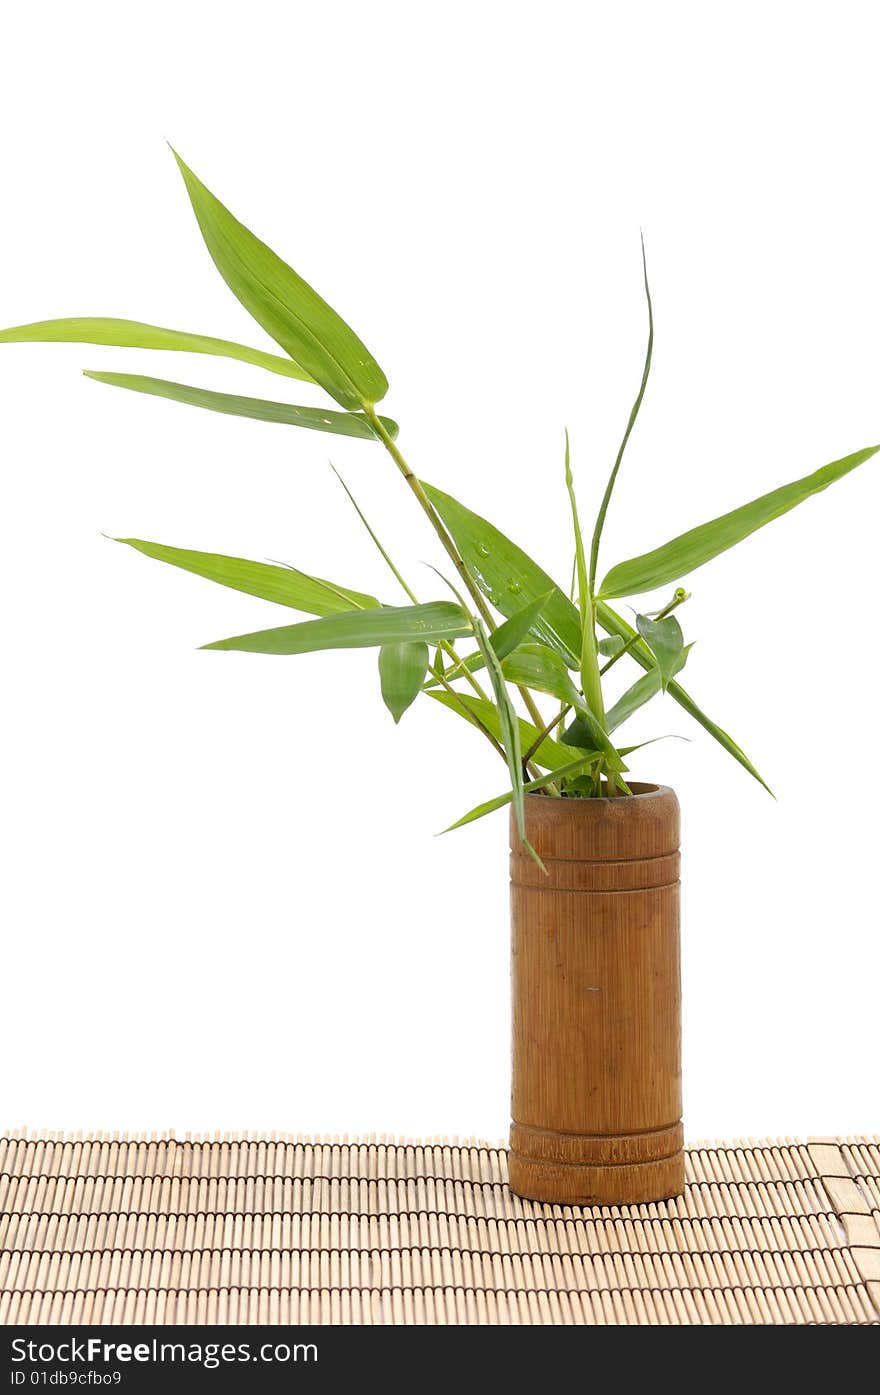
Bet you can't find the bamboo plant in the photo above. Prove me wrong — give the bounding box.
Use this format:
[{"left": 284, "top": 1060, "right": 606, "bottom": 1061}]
[{"left": 2, "top": 152, "right": 877, "bottom": 862}]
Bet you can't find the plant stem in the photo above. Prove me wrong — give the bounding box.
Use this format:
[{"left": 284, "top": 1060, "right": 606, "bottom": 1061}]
[
  {"left": 437, "top": 641, "right": 492, "bottom": 704},
  {"left": 365, "top": 405, "right": 550, "bottom": 736},
  {"left": 434, "top": 643, "right": 519, "bottom": 712},
  {"left": 438, "top": 643, "right": 546, "bottom": 783},
  {"left": 332, "top": 460, "right": 499, "bottom": 711},
  {"left": 438, "top": 648, "right": 479, "bottom": 684},
  {"left": 429, "top": 664, "right": 508, "bottom": 762},
  {"left": 365, "top": 409, "right": 497, "bottom": 626},
  {"left": 522, "top": 704, "right": 571, "bottom": 767}
]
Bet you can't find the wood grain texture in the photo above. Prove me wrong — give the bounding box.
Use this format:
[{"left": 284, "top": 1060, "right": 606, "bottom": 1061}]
[
  {"left": 509, "top": 785, "right": 684, "bottom": 1205},
  {"left": 1, "top": 1132, "right": 878, "bottom": 1325}
]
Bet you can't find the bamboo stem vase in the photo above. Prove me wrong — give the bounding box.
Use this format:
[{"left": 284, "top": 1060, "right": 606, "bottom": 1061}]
[{"left": 509, "top": 785, "right": 684, "bottom": 1205}]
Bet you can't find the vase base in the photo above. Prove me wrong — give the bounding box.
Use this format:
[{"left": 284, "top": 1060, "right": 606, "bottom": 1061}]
[{"left": 508, "top": 1121, "right": 685, "bottom": 1205}]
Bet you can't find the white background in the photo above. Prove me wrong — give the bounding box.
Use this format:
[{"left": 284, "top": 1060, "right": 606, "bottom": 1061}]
[{"left": 1, "top": 1, "right": 877, "bottom": 1143}]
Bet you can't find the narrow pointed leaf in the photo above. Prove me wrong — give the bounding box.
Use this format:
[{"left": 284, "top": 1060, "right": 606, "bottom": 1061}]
[
  {"left": 378, "top": 642, "right": 429, "bottom": 723},
  {"left": 597, "top": 599, "right": 772, "bottom": 792},
  {"left": 0, "top": 316, "right": 315, "bottom": 381},
  {"left": 606, "top": 644, "right": 693, "bottom": 731},
  {"left": 606, "top": 671, "right": 660, "bottom": 733},
  {"left": 564, "top": 430, "right": 606, "bottom": 725},
  {"left": 470, "top": 618, "right": 535, "bottom": 861},
  {"left": 116, "top": 538, "right": 379, "bottom": 615},
  {"left": 490, "top": 591, "right": 553, "bottom": 661},
  {"left": 565, "top": 427, "right": 588, "bottom": 627},
  {"left": 589, "top": 235, "right": 653, "bottom": 588},
  {"left": 600, "top": 444, "right": 880, "bottom": 598},
  {"left": 443, "top": 759, "right": 594, "bottom": 832},
  {"left": 427, "top": 690, "right": 595, "bottom": 771},
  {"left": 665, "top": 680, "right": 771, "bottom": 793},
  {"left": 173, "top": 152, "right": 387, "bottom": 410},
  {"left": 85, "top": 371, "right": 398, "bottom": 439},
  {"left": 636, "top": 613, "right": 685, "bottom": 691},
  {"left": 330, "top": 466, "right": 415, "bottom": 597},
  {"left": 422, "top": 483, "right": 581, "bottom": 667},
  {"left": 202, "top": 601, "right": 469, "bottom": 654},
  {"left": 442, "top": 790, "right": 524, "bottom": 833}
]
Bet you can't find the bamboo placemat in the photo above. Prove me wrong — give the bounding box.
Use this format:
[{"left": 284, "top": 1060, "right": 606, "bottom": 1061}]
[{"left": 1, "top": 1133, "right": 878, "bottom": 1325}]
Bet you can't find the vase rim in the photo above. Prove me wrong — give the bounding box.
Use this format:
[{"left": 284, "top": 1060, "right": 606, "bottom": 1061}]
[{"left": 524, "top": 781, "right": 673, "bottom": 804}]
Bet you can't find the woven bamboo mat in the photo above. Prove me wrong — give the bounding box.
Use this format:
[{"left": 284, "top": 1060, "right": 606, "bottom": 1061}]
[{"left": 1, "top": 1133, "right": 878, "bottom": 1325}]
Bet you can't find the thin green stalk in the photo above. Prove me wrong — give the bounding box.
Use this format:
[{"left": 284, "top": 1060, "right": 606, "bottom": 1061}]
[
  {"left": 331, "top": 464, "right": 418, "bottom": 604},
  {"left": 429, "top": 664, "right": 507, "bottom": 762},
  {"left": 426, "top": 564, "right": 548, "bottom": 788},
  {"left": 332, "top": 461, "right": 495, "bottom": 708},
  {"left": 588, "top": 235, "right": 654, "bottom": 592},
  {"left": 365, "top": 405, "right": 551, "bottom": 736},
  {"left": 438, "top": 641, "right": 492, "bottom": 704},
  {"left": 521, "top": 704, "right": 571, "bottom": 767},
  {"left": 508, "top": 682, "right": 549, "bottom": 750},
  {"left": 364, "top": 408, "right": 497, "bottom": 627},
  {"left": 438, "top": 648, "right": 481, "bottom": 684},
  {"left": 435, "top": 646, "right": 552, "bottom": 767}
]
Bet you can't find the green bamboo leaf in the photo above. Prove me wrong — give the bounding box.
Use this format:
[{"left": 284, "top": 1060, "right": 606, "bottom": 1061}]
[
  {"left": 422, "top": 484, "right": 581, "bottom": 667},
  {"left": 173, "top": 152, "right": 387, "bottom": 411},
  {"left": 606, "top": 644, "right": 693, "bottom": 732},
  {"left": 589, "top": 236, "right": 653, "bottom": 590},
  {"left": 202, "top": 601, "right": 469, "bottom": 654},
  {"left": 598, "top": 635, "right": 625, "bottom": 658},
  {"left": 501, "top": 643, "right": 581, "bottom": 709},
  {"left": 606, "top": 671, "right": 659, "bottom": 734},
  {"left": 427, "top": 690, "right": 595, "bottom": 771},
  {"left": 378, "top": 642, "right": 429, "bottom": 723},
  {"left": 636, "top": 613, "right": 685, "bottom": 691},
  {"left": 115, "top": 539, "right": 379, "bottom": 615},
  {"left": 84, "top": 372, "right": 398, "bottom": 439},
  {"left": 0, "top": 316, "right": 315, "bottom": 382},
  {"left": 330, "top": 466, "right": 416, "bottom": 600},
  {"left": 559, "top": 715, "right": 595, "bottom": 750},
  {"left": 597, "top": 599, "right": 772, "bottom": 792},
  {"left": 490, "top": 591, "right": 553, "bottom": 661},
  {"left": 443, "top": 759, "right": 594, "bottom": 832},
  {"left": 600, "top": 444, "right": 880, "bottom": 598}
]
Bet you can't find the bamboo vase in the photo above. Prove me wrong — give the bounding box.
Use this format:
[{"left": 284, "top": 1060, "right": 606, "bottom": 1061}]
[{"left": 509, "top": 785, "right": 684, "bottom": 1205}]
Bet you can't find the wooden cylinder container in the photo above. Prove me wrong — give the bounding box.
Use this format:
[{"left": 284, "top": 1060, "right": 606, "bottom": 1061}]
[{"left": 509, "top": 785, "right": 684, "bottom": 1205}]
